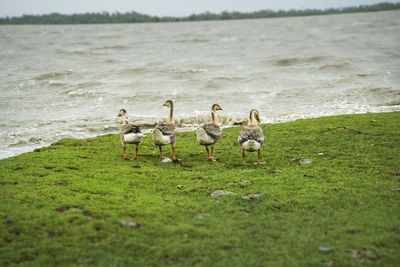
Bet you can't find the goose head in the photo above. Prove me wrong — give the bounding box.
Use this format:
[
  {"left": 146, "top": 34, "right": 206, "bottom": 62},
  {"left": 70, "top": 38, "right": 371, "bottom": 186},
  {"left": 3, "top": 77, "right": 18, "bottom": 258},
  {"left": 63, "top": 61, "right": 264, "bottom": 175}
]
[
  {"left": 163, "top": 100, "right": 173, "bottom": 109},
  {"left": 211, "top": 104, "right": 222, "bottom": 112},
  {"left": 118, "top": 109, "right": 129, "bottom": 125},
  {"left": 118, "top": 109, "right": 127, "bottom": 118}
]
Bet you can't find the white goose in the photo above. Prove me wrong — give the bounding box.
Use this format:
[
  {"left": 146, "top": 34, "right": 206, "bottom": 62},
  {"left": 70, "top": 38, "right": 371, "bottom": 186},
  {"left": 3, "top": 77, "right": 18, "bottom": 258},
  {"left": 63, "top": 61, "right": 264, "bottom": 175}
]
[
  {"left": 152, "top": 100, "right": 178, "bottom": 161},
  {"left": 196, "top": 104, "right": 222, "bottom": 161},
  {"left": 117, "top": 109, "right": 145, "bottom": 160},
  {"left": 238, "top": 109, "right": 265, "bottom": 165}
]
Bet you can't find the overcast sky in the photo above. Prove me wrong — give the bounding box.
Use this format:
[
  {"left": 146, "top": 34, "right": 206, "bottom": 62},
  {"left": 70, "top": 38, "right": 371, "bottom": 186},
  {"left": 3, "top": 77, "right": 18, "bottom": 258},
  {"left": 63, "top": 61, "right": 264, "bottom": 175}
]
[{"left": 0, "top": 0, "right": 398, "bottom": 18}]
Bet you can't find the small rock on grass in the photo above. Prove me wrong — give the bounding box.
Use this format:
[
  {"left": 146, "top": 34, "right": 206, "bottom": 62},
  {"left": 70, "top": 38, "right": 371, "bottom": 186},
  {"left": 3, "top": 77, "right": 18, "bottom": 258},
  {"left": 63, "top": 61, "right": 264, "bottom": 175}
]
[
  {"left": 210, "top": 190, "right": 236, "bottom": 197},
  {"left": 291, "top": 157, "right": 312, "bottom": 164},
  {"left": 161, "top": 158, "right": 172, "bottom": 163},
  {"left": 318, "top": 246, "right": 333, "bottom": 252},
  {"left": 118, "top": 220, "right": 140, "bottom": 228},
  {"left": 242, "top": 193, "right": 262, "bottom": 200},
  {"left": 194, "top": 213, "right": 211, "bottom": 219}
]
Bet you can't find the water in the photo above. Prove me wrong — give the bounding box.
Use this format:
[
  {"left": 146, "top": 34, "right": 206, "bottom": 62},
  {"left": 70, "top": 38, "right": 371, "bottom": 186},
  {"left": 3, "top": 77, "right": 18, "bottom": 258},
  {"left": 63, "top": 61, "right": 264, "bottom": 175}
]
[{"left": 1, "top": 11, "right": 400, "bottom": 159}]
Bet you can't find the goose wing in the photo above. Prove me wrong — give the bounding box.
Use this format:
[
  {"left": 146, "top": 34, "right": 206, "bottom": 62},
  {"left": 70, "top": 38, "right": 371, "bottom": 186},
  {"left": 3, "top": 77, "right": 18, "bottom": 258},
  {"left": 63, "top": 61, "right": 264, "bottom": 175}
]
[
  {"left": 156, "top": 122, "right": 177, "bottom": 136},
  {"left": 121, "top": 124, "right": 141, "bottom": 135},
  {"left": 238, "top": 125, "right": 264, "bottom": 145},
  {"left": 202, "top": 123, "right": 222, "bottom": 139}
]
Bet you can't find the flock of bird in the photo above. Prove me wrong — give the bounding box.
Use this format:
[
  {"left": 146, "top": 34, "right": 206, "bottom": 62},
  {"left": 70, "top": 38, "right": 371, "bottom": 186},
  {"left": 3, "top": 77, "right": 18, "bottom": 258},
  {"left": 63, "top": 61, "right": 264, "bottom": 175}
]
[{"left": 117, "top": 100, "right": 265, "bottom": 165}]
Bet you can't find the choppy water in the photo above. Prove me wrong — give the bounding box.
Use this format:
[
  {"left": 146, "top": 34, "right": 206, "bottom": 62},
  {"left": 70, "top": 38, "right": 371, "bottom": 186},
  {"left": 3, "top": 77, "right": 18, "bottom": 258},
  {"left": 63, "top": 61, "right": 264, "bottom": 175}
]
[{"left": 1, "top": 11, "right": 400, "bottom": 159}]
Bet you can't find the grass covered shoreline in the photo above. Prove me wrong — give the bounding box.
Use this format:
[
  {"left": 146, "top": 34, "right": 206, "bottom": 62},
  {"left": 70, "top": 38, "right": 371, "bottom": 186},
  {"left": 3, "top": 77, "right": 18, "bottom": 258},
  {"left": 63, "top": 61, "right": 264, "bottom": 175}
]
[{"left": 0, "top": 112, "right": 399, "bottom": 266}]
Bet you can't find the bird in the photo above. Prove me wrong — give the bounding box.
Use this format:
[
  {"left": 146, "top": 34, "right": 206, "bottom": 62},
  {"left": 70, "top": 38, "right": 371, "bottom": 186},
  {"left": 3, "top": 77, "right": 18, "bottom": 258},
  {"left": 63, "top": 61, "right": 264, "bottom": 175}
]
[
  {"left": 238, "top": 109, "right": 265, "bottom": 165},
  {"left": 152, "top": 100, "right": 178, "bottom": 161},
  {"left": 196, "top": 104, "right": 222, "bottom": 161},
  {"left": 117, "top": 109, "right": 145, "bottom": 160}
]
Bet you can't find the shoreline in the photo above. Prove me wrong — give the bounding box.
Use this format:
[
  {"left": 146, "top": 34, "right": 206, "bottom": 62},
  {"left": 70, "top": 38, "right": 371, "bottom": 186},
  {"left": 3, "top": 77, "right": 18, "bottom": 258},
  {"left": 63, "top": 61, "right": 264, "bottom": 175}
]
[{"left": 2, "top": 110, "right": 399, "bottom": 160}]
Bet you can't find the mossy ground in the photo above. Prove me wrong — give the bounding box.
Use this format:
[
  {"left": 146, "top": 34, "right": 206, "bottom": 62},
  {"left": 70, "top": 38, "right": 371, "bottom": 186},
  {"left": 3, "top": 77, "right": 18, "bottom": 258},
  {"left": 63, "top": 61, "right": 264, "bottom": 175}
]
[{"left": 1, "top": 112, "right": 399, "bottom": 266}]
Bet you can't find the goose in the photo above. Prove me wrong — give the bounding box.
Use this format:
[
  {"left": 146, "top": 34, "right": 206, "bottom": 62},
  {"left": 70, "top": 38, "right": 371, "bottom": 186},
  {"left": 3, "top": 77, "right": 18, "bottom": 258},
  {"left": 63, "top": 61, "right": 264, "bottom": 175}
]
[
  {"left": 152, "top": 100, "right": 177, "bottom": 161},
  {"left": 117, "top": 109, "right": 145, "bottom": 160},
  {"left": 238, "top": 109, "right": 265, "bottom": 165},
  {"left": 196, "top": 104, "right": 222, "bottom": 161}
]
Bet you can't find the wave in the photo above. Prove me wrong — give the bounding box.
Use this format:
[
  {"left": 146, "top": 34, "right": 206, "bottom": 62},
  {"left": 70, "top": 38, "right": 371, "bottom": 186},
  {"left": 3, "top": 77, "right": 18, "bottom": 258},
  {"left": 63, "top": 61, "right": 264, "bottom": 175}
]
[
  {"left": 376, "top": 101, "right": 400, "bottom": 107},
  {"left": 120, "top": 65, "right": 210, "bottom": 76},
  {"left": 318, "top": 62, "right": 351, "bottom": 70},
  {"left": 274, "top": 56, "right": 328, "bottom": 66},
  {"left": 175, "top": 38, "right": 209, "bottom": 43},
  {"left": 34, "top": 69, "right": 73, "bottom": 81},
  {"left": 121, "top": 67, "right": 148, "bottom": 74},
  {"left": 48, "top": 80, "right": 68, "bottom": 86},
  {"left": 66, "top": 89, "right": 101, "bottom": 96},
  {"left": 103, "top": 58, "right": 122, "bottom": 64},
  {"left": 73, "top": 81, "right": 103, "bottom": 89},
  {"left": 96, "top": 44, "right": 130, "bottom": 50}
]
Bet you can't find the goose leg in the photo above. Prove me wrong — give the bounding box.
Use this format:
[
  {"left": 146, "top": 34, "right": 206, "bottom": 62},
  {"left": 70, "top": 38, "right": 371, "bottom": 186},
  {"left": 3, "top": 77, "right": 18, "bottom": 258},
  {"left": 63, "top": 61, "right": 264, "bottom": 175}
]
[
  {"left": 133, "top": 144, "right": 139, "bottom": 160},
  {"left": 123, "top": 144, "right": 131, "bottom": 160},
  {"left": 242, "top": 148, "right": 246, "bottom": 165},
  {"left": 255, "top": 149, "right": 265, "bottom": 165},
  {"left": 172, "top": 143, "right": 176, "bottom": 161},
  {"left": 159, "top": 145, "right": 168, "bottom": 159},
  {"left": 207, "top": 145, "right": 216, "bottom": 161},
  {"left": 210, "top": 144, "right": 216, "bottom": 161},
  {"left": 205, "top": 146, "right": 211, "bottom": 161}
]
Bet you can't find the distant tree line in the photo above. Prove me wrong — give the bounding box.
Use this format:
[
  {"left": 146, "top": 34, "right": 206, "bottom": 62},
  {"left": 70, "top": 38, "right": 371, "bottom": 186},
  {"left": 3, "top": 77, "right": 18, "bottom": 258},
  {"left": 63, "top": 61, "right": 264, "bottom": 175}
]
[{"left": 1, "top": 2, "right": 399, "bottom": 25}]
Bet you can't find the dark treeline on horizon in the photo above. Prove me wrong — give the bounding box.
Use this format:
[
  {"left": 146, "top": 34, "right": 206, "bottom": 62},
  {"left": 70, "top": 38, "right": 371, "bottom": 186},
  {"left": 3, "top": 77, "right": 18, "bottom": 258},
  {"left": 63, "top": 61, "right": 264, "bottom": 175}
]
[{"left": 1, "top": 2, "right": 399, "bottom": 24}]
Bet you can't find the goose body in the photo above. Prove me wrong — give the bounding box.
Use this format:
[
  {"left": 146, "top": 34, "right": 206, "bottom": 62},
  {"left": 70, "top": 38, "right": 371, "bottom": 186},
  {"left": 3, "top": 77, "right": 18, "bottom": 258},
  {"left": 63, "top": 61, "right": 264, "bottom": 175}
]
[
  {"left": 152, "top": 123, "right": 177, "bottom": 146},
  {"left": 152, "top": 100, "right": 177, "bottom": 160},
  {"left": 238, "top": 109, "right": 265, "bottom": 164},
  {"left": 196, "top": 127, "right": 216, "bottom": 145},
  {"left": 241, "top": 139, "right": 262, "bottom": 152},
  {"left": 118, "top": 109, "right": 145, "bottom": 160},
  {"left": 124, "top": 132, "right": 145, "bottom": 144},
  {"left": 238, "top": 125, "right": 264, "bottom": 151},
  {"left": 196, "top": 104, "right": 222, "bottom": 161}
]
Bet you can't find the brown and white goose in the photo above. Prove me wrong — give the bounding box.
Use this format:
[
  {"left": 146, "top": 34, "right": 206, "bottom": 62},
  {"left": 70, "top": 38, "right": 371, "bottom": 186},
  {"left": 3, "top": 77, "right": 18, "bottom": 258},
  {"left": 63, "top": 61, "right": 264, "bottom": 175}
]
[
  {"left": 238, "top": 109, "right": 265, "bottom": 165},
  {"left": 117, "top": 109, "right": 145, "bottom": 160},
  {"left": 152, "top": 100, "right": 178, "bottom": 161},
  {"left": 196, "top": 104, "right": 222, "bottom": 161}
]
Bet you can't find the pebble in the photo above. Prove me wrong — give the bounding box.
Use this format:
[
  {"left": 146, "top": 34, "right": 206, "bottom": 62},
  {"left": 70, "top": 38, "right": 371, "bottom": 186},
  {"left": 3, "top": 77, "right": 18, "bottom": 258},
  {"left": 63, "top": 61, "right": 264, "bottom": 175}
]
[
  {"left": 291, "top": 157, "right": 313, "bottom": 164},
  {"left": 242, "top": 193, "right": 262, "bottom": 200},
  {"left": 194, "top": 213, "right": 211, "bottom": 219},
  {"left": 210, "top": 190, "right": 236, "bottom": 197},
  {"left": 118, "top": 220, "right": 140, "bottom": 228},
  {"left": 318, "top": 246, "right": 333, "bottom": 252}
]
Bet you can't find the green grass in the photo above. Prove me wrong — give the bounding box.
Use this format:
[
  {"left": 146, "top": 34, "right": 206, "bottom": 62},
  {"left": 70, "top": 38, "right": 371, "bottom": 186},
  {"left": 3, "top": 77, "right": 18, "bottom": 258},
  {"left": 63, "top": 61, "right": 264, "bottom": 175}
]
[{"left": 1, "top": 112, "right": 399, "bottom": 266}]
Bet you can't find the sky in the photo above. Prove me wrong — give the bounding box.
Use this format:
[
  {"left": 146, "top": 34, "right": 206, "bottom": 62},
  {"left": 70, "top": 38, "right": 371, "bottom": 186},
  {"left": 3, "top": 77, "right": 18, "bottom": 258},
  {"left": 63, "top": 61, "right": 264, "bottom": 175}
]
[{"left": 0, "top": 0, "right": 398, "bottom": 18}]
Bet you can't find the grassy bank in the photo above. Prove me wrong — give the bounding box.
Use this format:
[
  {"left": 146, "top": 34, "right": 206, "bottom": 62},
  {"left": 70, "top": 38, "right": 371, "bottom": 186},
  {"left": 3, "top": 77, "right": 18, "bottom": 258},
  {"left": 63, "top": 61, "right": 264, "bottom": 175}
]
[{"left": 1, "top": 112, "right": 399, "bottom": 266}]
